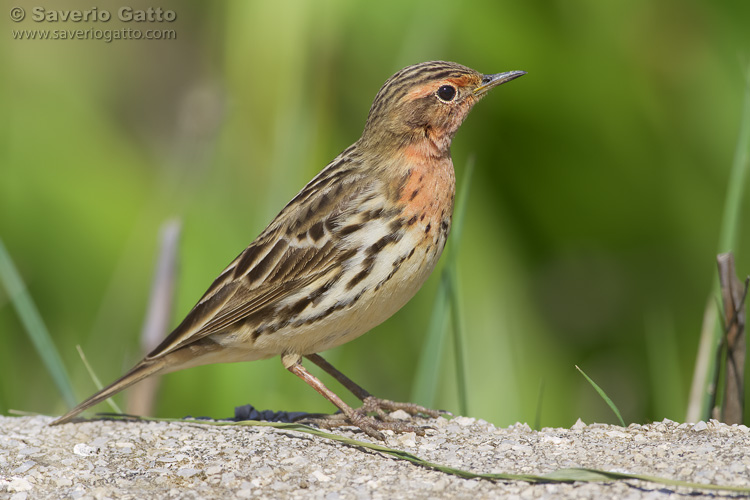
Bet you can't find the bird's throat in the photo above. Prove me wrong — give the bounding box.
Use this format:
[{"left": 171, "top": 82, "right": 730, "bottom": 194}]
[{"left": 402, "top": 131, "right": 452, "bottom": 164}]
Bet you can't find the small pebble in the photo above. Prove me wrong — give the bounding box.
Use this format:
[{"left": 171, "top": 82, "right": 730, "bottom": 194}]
[
  {"left": 692, "top": 421, "right": 708, "bottom": 432},
  {"left": 72, "top": 443, "right": 97, "bottom": 457}
]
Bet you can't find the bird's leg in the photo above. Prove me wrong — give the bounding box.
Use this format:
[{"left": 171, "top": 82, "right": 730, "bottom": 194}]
[
  {"left": 285, "top": 356, "right": 431, "bottom": 441},
  {"left": 304, "top": 354, "right": 371, "bottom": 399},
  {"left": 304, "top": 353, "right": 445, "bottom": 419}
]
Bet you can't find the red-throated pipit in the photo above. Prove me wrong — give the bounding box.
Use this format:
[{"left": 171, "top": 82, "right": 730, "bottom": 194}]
[{"left": 51, "top": 61, "right": 525, "bottom": 440}]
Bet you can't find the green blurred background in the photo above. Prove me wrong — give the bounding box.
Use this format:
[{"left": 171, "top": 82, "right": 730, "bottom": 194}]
[{"left": 2, "top": 0, "right": 749, "bottom": 428}]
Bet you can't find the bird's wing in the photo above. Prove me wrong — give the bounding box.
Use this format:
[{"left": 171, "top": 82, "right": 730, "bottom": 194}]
[{"left": 145, "top": 160, "right": 381, "bottom": 359}]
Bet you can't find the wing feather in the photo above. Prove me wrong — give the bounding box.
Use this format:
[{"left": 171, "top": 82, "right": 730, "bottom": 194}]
[{"left": 146, "top": 162, "right": 375, "bottom": 360}]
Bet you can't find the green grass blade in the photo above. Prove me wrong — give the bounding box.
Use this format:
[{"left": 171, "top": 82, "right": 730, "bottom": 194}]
[
  {"left": 411, "top": 238, "right": 458, "bottom": 407},
  {"left": 411, "top": 269, "right": 449, "bottom": 406},
  {"left": 75, "top": 345, "right": 122, "bottom": 414},
  {"left": 437, "top": 267, "right": 468, "bottom": 415},
  {"left": 717, "top": 65, "right": 750, "bottom": 254},
  {"left": 450, "top": 156, "right": 475, "bottom": 247},
  {"left": 98, "top": 415, "right": 750, "bottom": 493},
  {"left": 644, "top": 311, "right": 684, "bottom": 419},
  {"left": 690, "top": 65, "right": 750, "bottom": 421},
  {"left": 445, "top": 268, "right": 467, "bottom": 416},
  {"left": 575, "top": 365, "right": 625, "bottom": 427},
  {"left": 411, "top": 158, "right": 474, "bottom": 411},
  {"left": 447, "top": 158, "right": 474, "bottom": 416},
  {"left": 0, "top": 238, "right": 77, "bottom": 407},
  {"left": 686, "top": 298, "right": 719, "bottom": 422},
  {"left": 541, "top": 467, "right": 749, "bottom": 492}
]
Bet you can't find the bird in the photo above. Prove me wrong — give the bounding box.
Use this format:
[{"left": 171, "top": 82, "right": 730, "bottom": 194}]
[{"left": 51, "top": 61, "right": 525, "bottom": 440}]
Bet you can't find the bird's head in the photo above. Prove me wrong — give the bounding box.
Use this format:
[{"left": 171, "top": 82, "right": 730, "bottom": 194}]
[{"left": 360, "top": 61, "right": 525, "bottom": 158}]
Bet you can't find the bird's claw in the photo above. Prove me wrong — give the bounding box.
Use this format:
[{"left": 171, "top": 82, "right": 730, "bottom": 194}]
[
  {"left": 298, "top": 397, "right": 443, "bottom": 441},
  {"left": 299, "top": 413, "right": 433, "bottom": 441},
  {"left": 359, "top": 396, "right": 446, "bottom": 418}
]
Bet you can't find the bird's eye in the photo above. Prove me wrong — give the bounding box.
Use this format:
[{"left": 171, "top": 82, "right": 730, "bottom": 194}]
[{"left": 436, "top": 85, "right": 457, "bottom": 102}]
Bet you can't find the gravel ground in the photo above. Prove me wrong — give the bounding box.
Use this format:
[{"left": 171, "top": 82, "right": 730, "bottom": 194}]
[{"left": 1, "top": 415, "right": 749, "bottom": 499}]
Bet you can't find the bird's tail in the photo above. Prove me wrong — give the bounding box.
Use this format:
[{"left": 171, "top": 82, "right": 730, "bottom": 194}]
[{"left": 50, "top": 358, "right": 166, "bottom": 425}]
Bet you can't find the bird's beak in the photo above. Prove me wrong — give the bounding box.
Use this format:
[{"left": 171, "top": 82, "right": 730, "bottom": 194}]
[{"left": 474, "top": 70, "right": 526, "bottom": 96}]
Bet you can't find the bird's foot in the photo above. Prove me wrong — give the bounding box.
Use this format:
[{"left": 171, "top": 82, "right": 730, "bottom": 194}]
[
  {"left": 358, "top": 396, "right": 447, "bottom": 419},
  {"left": 299, "top": 411, "right": 432, "bottom": 441},
  {"left": 298, "top": 398, "right": 446, "bottom": 441}
]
